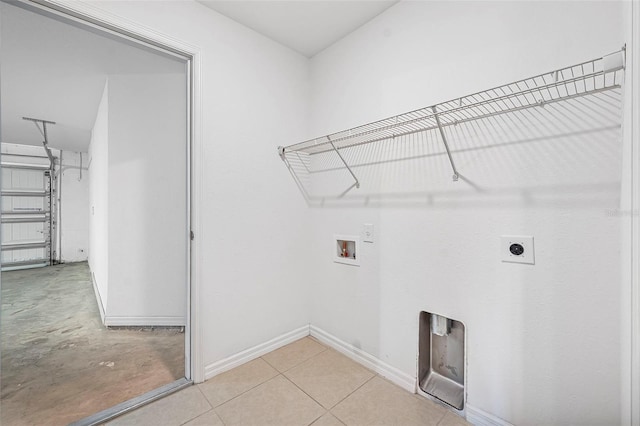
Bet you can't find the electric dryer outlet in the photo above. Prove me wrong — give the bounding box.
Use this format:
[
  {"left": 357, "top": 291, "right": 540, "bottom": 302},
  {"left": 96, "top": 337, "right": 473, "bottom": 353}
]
[{"left": 501, "top": 235, "right": 535, "bottom": 264}]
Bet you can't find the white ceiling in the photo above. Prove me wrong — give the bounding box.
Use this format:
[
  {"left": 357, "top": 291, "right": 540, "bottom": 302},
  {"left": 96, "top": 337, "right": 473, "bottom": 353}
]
[
  {"left": 1, "top": 1, "right": 396, "bottom": 152},
  {"left": 198, "top": 0, "right": 399, "bottom": 57},
  {"left": 0, "top": 2, "right": 186, "bottom": 152}
]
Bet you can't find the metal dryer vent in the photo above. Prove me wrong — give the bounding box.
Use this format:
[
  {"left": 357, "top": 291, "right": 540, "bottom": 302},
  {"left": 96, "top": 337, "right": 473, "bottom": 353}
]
[{"left": 418, "top": 311, "right": 465, "bottom": 410}]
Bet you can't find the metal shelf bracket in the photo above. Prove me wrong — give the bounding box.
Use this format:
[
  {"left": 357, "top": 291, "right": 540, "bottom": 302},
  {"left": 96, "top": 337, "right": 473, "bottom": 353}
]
[
  {"left": 431, "top": 106, "right": 459, "bottom": 182},
  {"left": 328, "top": 137, "right": 360, "bottom": 190}
]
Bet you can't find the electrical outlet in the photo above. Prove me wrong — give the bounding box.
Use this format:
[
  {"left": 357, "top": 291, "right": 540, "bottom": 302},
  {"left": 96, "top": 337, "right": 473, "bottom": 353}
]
[
  {"left": 501, "top": 235, "right": 534, "bottom": 264},
  {"left": 363, "top": 223, "right": 374, "bottom": 243}
]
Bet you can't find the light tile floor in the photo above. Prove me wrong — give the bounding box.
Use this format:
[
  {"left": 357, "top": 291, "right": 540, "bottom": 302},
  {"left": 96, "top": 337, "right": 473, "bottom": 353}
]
[{"left": 106, "top": 337, "right": 470, "bottom": 426}]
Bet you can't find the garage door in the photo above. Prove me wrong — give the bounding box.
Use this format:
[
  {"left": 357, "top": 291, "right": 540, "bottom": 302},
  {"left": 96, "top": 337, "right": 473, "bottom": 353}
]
[{"left": 1, "top": 162, "right": 52, "bottom": 270}]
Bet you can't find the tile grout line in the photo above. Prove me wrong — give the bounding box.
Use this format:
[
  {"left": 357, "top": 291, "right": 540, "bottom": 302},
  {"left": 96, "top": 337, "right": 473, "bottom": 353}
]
[
  {"left": 278, "top": 372, "right": 353, "bottom": 426},
  {"left": 204, "top": 342, "right": 333, "bottom": 426},
  {"left": 279, "top": 373, "right": 328, "bottom": 417},
  {"left": 262, "top": 343, "right": 329, "bottom": 374},
  {"left": 214, "top": 406, "right": 228, "bottom": 426},
  {"left": 278, "top": 344, "right": 335, "bottom": 378},
  {"left": 177, "top": 385, "right": 214, "bottom": 426},
  {"left": 308, "top": 412, "right": 347, "bottom": 426},
  {"left": 435, "top": 410, "right": 452, "bottom": 426},
  {"left": 279, "top": 347, "right": 379, "bottom": 417},
  {"left": 328, "top": 373, "right": 377, "bottom": 415},
  {"left": 199, "top": 364, "right": 280, "bottom": 410},
  {"left": 198, "top": 341, "right": 330, "bottom": 414}
]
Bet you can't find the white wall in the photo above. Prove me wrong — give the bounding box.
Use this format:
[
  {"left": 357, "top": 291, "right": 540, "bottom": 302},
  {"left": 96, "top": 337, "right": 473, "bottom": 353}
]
[
  {"left": 105, "top": 72, "right": 187, "bottom": 326},
  {"left": 88, "top": 80, "right": 109, "bottom": 313},
  {"left": 59, "top": 151, "right": 89, "bottom": 263},
  {"left": 308, "top": 1, "right": 625, "bottom": 425},
  {"left": 70, "top": 3, "right": 631, "bottom": 423},
  {"left": 83, "top": 0, "right": 311, "bottom": 361}
]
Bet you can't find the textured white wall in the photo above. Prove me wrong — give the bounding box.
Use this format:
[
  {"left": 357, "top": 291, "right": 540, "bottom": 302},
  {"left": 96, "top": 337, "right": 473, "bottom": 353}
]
[
  {"left": 308, "top": 1, "right": 625, "bottom": 424},
  {"left": 88, "top": 80, "right": 109, "bottom": 312}
]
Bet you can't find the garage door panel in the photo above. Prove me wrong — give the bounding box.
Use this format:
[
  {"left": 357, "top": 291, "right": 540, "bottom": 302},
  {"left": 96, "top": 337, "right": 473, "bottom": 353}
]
[
  {"left": 2, "top": 196, "right": 47, "bottom": 212},
  {"left": 1, "top": 166, "right": 51, "bottom": 270},
  {"left": 2, "top": 222, "right": 46, "bottom": 243}
]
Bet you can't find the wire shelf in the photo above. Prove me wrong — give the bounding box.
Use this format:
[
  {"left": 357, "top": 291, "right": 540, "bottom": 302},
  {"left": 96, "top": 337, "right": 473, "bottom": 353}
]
[{"left": 279, "top": 49, "right": 626, "bottom": 186}]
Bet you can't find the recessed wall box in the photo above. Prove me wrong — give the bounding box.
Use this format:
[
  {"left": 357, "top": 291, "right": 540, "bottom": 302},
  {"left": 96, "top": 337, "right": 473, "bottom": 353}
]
[
  {"left": 418, "top": 311, "right": 465, "bottom": 411},
  {"left": 334, "top": 234, "right": 360, "bottom": 266}
]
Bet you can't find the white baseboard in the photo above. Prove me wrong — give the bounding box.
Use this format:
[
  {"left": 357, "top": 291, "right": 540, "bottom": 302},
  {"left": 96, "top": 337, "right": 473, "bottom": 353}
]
[
  {"left": 200, "top": 323, "right": 509, "bottom": 426},
  {"left": 90, "top": 271, "right": 106, "bottom": 324},
  {"left": 204, "top": 325, "right": 311, "bottom": 380},
  {"left": 104, "top": 316, "right": 185, "bottom": 327},
  {"left": 309, "top": 325, "right": 416, "bottom": 393},
  {"left": 466, "top": 405, "right": 514, "bottom": 426}
]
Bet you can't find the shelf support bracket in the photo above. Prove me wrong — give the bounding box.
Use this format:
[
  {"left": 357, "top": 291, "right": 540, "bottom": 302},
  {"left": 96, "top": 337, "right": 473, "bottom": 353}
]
[
  {"left": 431, "top": 106, "right": 459, "bottom": 182},
  {"left": 328, "top": 137, "right": 360, "bottom": 190}
]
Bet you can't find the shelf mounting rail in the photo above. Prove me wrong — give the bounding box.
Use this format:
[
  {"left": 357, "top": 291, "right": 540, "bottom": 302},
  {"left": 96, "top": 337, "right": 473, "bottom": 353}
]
[{"left": 278, "top": 47, "right": 626, "bottom": 185}]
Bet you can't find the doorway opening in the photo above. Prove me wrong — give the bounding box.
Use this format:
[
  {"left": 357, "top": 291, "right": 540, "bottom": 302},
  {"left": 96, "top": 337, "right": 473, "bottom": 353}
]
[{"left": 0, "top": 1, "right": 196, "bottom": 424}]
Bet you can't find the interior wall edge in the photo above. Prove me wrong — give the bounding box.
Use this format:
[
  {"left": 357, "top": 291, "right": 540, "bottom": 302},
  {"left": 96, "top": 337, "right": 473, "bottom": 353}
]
[{"left": 89, "top": 270, "right": 106, "bottom": 325}]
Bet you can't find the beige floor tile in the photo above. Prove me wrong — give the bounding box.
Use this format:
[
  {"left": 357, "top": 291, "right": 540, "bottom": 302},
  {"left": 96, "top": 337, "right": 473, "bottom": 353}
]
[
  {"left": 311, "top": 412, "right": 346, "bottom": 426},
  {"left": 216, "top": 375, "right": 325, "bottom": 426},
  {"left": 332, "top": 377, "right": 447, "bottom": 426},
  {"left": 262, "top": 337, "right": 327, "bottom": 372},
  {"left": 284, "top": 349, "right": 375, "bottom": 409},
  {"left": 198, "top": 358, "right": 278, "bottom": 407},
  {"left": 438, "top": 410, "right": 471, "bottom": 426},
  {"left": 182, "top": 409, "right": 225, "bottom": 426},
  {"left": 106, "top": 386, "right": 211, "bottom": 426}
]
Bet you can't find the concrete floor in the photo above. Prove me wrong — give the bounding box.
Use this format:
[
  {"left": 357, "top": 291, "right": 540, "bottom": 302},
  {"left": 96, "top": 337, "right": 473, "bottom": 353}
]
[{"left": 0, "top": 262, "right": 184, "bottom": 426}]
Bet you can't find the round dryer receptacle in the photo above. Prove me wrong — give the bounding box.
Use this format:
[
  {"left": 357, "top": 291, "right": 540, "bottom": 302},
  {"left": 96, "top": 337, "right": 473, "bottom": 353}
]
[{"left": 509, "top": 243, "right": 524, "bottom": 256}]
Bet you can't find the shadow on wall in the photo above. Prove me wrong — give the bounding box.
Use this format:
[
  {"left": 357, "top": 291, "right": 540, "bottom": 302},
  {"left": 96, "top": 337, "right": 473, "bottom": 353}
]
[{"left": 281, "top": 66, "right": 624, "bottom": 210}]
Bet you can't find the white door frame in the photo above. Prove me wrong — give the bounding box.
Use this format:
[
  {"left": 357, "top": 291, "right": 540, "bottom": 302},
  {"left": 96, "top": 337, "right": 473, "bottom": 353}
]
[
  {"left": 16, "top": 0, "right": 205, "bottom": 385},
  {"left": 627, "top": 2, "right": 640, "bottom": 425},
  {"left": 632, "top": 1, "right": 640, "bottom": 423}
]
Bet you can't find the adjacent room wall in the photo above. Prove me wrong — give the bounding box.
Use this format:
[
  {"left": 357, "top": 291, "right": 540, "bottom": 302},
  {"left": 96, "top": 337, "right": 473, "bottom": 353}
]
[
  {"left": 59, "top": 151, "right": 89, "bottom": 263},
  {"left": 85, "top": 0, "right": 311, "bottom": 360},
  {"left": 308, "top": 1, "right": 625, "bottom": 425},
  {"left": 104, "top": 72, "right": 187, "bottom": 326},
  {"left": 88, "top": 80, "right": 109, "bottom": 314}
]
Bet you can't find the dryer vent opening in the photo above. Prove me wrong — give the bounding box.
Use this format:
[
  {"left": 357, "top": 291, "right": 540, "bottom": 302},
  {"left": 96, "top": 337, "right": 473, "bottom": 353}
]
[{"left": 418, "top": 311, "right": 465, "bottom": 410}]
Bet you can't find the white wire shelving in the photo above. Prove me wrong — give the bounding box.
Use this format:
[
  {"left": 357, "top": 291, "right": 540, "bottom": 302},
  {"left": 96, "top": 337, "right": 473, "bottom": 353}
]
[{"left": 278, "top": 48, "right": 626, "bottom": 191}]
